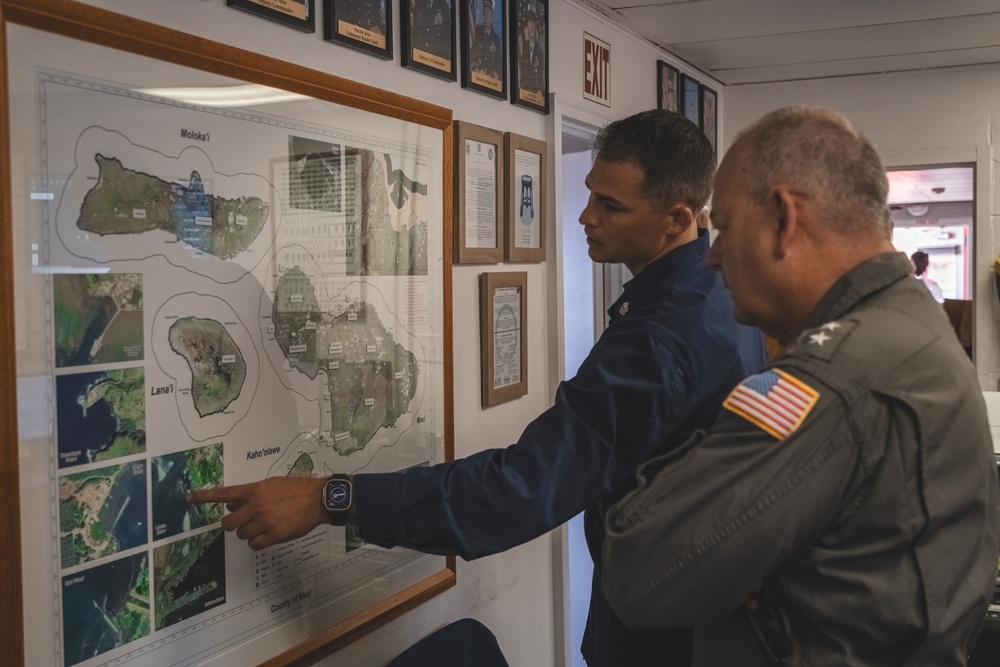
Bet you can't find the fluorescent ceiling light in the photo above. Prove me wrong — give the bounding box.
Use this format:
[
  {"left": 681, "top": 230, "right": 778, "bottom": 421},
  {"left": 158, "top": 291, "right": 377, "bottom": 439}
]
[{"left": 136, "top": 84, "right": 308, "bottom": 107}]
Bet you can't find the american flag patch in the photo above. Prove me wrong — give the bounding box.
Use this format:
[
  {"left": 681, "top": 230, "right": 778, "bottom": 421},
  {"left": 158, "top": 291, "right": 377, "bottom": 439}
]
[{"left": 723, "top": 369, "right": 819, "bottom": 440}]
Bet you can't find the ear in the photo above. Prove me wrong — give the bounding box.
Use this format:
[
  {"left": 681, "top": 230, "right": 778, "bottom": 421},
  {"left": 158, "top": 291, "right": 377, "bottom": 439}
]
[
  {"left": 663, "top": 204, "right": 695, "bottom": 236},
  {"left": 771, "top": 187, "right": 801, "bottom": 259}
]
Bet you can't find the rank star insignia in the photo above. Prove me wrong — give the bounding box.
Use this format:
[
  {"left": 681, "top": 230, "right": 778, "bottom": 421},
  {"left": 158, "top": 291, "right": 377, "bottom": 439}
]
[
  {"left": 809, "top": 331, "right": 832, "bottom": 346},
  {"left": 821, "top": 321, "right": 842, "bottom": 331},
  {"left": 618, "top": 302, "right": 630, "bottom": 316}
]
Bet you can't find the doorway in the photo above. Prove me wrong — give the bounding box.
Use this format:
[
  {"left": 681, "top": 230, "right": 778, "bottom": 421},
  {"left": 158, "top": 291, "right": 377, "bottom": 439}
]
[{"left": 887, "top": 165, "right": 974, "bottom": 357}]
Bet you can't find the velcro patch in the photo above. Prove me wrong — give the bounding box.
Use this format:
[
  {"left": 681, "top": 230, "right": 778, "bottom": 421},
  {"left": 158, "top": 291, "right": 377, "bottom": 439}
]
[{"left": 724, "top": 368, "right": 819, "bottom": 440}]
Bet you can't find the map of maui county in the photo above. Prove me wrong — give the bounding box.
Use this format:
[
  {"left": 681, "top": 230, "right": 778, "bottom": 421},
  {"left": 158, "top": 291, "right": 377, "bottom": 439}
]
[
  {"left": 271, "top": 267, "right": 419, "bottom": 455},
  {"left": 168, "top": 317, "right": 248, "bottom": 417},
  {"left": 77, "top": 154, "right": 269, "bottom": 260}
]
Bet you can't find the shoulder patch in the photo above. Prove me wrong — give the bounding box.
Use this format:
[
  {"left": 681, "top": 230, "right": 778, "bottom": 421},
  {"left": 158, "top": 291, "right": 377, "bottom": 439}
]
[
  {"left": 788, "top": 319, "right": 859, "bottom": 362},
  {"left": 723, "top": 368, "right": 820, "bottom": 440}
]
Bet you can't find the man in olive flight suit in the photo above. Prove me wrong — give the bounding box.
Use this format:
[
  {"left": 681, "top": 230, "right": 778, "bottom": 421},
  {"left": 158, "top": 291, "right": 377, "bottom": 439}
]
[{"left": 603, "top": 106, "right": 1000, "bottom": 666}]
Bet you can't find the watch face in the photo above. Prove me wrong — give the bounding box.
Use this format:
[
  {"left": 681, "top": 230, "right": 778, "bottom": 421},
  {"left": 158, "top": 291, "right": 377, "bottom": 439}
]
[{"left": 324, "top": 479, "right": 351, "bottom": 511}]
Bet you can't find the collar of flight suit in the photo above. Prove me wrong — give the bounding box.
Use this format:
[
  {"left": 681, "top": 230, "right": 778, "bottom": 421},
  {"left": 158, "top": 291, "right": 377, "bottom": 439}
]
[{"left": 800, "top": 251, "right": 914, "bottom": 332}]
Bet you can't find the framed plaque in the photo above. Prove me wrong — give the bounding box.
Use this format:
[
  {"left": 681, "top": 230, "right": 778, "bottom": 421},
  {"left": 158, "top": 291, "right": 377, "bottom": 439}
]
[
  {"left": 681, "top": 73, "right": 701, "bottom": 127},
  {"left": 0, "top": 1, "right": 455, "bottom": 665},
  {"left": 228, "top": 0, "right": 316, "bottom": 32},
  {"left": 402, "top": 0, "right": 457, "bottom": 80},
  {"left": 504, "top": 132, "right": 546, "bottom": 263},
  {"left": 455, "top": 120, "right": 504, "bottom": 263},
  {"left": 509, "top": 0, "right": 548, "bottom": 113},
  {"left": 657, "top": 60, "right": 679, "bottom": 112},
  {"left": 479, "top": 272, "right": 528, "bottom": 406},
  {"left": 324, "top": 0, "right": 394, "bottom": 59},
  {"left": 701, "top": 84, "right": 718, "bottom": 153},
  {"left": 460, "top": 0, "right": 507, "bottom": 99}
]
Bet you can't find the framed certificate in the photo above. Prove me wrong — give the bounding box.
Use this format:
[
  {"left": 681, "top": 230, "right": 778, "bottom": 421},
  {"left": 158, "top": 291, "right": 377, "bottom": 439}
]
[
  {"left": 479, "top": 272, "right": 528, "bottom": 406},
  {"left": 504, "top": 132, "right": 546, "bottom": 262},
  {"left": 0, "top": 0, "right": 455, "bottom": 664},
  {"left": 455, "top": 120, "right": 504, "bottom": 263}
]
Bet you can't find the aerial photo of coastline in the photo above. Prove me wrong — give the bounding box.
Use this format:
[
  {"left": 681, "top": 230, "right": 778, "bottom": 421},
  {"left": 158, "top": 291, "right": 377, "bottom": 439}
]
[
  {"left": 152, "top": 443, "right": 224, "bottom": 541},
  {"left": 61, "top": 551, "right": 150, "bottom": 666},
  {"left": 56, "top": 367, "right": 146, "bottom": 469},
  {"left": 59, "top": 461, "right": 148, "bottom": 568},
  {"left": 53, "top": 272, "right": 144, "bottom": 367},
  {"left": 153, "top": 529, "right": 226, "bottom": 631}
]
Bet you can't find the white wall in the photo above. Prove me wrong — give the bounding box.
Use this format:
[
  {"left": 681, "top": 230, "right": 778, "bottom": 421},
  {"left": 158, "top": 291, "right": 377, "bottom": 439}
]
[
  {"left": 725, "top": 68, "right": 999, "bottom": 389},
  {"left": 61, "top": 1, "right": 708, "bottom": 665}
]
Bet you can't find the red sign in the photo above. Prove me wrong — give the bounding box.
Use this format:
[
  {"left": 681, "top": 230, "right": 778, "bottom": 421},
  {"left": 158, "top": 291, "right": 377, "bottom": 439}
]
[{"left": 583, "top": 32, "right": 610, "bottom": 106}]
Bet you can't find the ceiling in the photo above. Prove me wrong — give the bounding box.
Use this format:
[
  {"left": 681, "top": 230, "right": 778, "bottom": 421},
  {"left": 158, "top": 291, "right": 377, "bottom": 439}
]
[{"left": 583, "top": 0, "right": 1000, "bottom": 85}]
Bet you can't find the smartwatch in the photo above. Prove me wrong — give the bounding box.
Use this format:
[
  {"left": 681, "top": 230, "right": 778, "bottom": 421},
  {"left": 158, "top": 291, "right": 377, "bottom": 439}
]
[{"left": 321, "top": 475, "right": 353, "bottom": 526}]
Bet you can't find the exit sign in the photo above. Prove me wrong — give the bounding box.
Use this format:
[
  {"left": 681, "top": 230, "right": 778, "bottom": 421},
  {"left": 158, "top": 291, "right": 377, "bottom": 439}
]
[{"left": 583, "top": 33, "right": 610, "bottom": 106}]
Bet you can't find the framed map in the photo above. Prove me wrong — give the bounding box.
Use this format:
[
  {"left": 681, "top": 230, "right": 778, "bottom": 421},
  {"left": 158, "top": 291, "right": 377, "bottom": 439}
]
[{"left": 0, "top": 1, "right": 454, "bottom": 665}]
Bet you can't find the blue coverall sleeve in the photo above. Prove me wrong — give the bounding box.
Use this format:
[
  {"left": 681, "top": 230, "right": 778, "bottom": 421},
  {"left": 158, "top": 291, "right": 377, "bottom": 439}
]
[{"left": 355, "top": 329, "right": 700, "bottom": 560}]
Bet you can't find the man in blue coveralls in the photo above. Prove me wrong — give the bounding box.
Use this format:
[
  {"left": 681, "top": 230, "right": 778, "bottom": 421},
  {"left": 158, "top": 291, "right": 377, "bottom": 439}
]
[{"left": 191, "top": 109, "right": 767, "bottom": 666}]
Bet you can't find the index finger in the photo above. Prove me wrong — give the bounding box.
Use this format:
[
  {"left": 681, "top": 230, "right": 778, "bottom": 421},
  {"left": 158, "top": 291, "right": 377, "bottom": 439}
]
[{"left": 188, "top": 483, "right": 254, "bottom": 505}]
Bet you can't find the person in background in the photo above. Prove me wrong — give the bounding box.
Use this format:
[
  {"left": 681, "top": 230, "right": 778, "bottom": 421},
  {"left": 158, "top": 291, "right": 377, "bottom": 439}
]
[
  {"left": 911, "top": 250, "right": 945, "bottom": 303},
  {"left": 191, "top": 109, "right": 767, "bottom": 667},
  {"left": 602, "top": 106, "right": 999, "bottom": 666}
]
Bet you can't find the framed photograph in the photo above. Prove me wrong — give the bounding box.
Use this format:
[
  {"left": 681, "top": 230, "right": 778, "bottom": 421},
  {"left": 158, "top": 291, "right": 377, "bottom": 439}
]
[
  {"left": 681, "top": 73, "right": 701, "bottom": 126},
  {"left": 323, "top": 0, "right": 393, "bottom": 59},
  {"left": 657, "top": 60, "right": 679, "bottom": 112},
  {"left": 228, "top": 0, "right": 316, "bottom": 32},
  {"left": 509, "top": 0, "right": 548, "bottom": 113},
  {"left": 460, "top": 0, "right": 507, "bottom": 99},
  {"left": 402, "top": 0, "right": 456, "bottom": 80},
  {"left": 504, "top": 132, "right": 546, "bottom": 262},
  {"left": 701, "top": 84, "right": 718, "bottom": 153},
  {"left": 455, "top": 121, "right": 505, "bottom": 263},
  {"left": 480, "top": 272, "right": 528, "bottom": 406},
  {"left": 1, "top": 1, "right": 455, "bottom": 665}
]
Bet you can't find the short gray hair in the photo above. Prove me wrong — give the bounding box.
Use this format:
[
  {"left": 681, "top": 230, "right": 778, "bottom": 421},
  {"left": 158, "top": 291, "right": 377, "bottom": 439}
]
[{"left": 738, "top": 107, "right": 892, "bottom": 238}]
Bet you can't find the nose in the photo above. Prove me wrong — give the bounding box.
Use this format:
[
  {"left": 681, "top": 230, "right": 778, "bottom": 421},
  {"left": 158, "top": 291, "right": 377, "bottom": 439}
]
[{"left": 579, "top": 193, "right": 596, "bottom": 227}]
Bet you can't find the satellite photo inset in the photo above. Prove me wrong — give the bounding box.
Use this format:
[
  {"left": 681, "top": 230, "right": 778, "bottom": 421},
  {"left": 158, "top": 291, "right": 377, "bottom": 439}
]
[
  {"left": 168, "top": 317, "right": 247, "bottom": 417},
  {"left": 152, "top": 443, "right": 224, "bottom": 541},
  {"left": 53, "top": 272, "right": 143, "bottom": 368},
  {"left": 59, "top": 461, "right": 148, "bottom": 568},
  {"left": 288, "top": 135, "right": 343, "bottom": 213},
  {"left": 61, "top": 551, "right": 150, "bottom": 667},
  {"left": 56, "top": 367, "right": 146, "bottom": 469},
  {"left": 153, "top": 528, "right": 226, "bottom": 631}
]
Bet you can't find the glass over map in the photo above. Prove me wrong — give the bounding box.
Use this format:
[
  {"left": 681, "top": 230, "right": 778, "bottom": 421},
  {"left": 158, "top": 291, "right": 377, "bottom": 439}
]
[{"left": 9, "top": 23, "right": 446, "bottom": 667}]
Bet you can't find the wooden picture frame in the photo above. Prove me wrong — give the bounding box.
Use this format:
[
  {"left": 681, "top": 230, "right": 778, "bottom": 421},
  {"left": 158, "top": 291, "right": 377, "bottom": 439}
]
[
  {"left": 323, "top": 0, "right": 394, "bottom": 59},
  {"left": 228, "top": 0, "right": 316, "bottom": 32},
  {"left": 657, "top": 60, "right": 679, "bottom": 112},
  {"left": 509, "top": 0, "right": 548, "bottom": 113},
  {"left": 0, "top": 1, "right": 455, "bottom": 665},
  {"left": 504, "top": 132, "right": 546, "bottom": 262},
  {"left": 701, "top": 84, "right": 718, "bottom": 153},
  {"left": 455, "top": 120, "right": 504, "bottom": 263},
  {"left": 401, "top": 0, "right": 457, "bottom": 80},
  {"left": 681, "top": 73, "right": 701, "bottom": 127},
  {"left": 479, "top": 272, "right": 528, "bottom": 406},
  {"left": 460, "top": 0, "right": 507, "bottom": 99}
]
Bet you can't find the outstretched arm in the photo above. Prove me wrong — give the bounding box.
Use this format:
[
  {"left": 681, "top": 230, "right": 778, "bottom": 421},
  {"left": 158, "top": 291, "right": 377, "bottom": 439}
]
[{"left": 189, "top": 476, "right": 328, "bottom": 550}]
